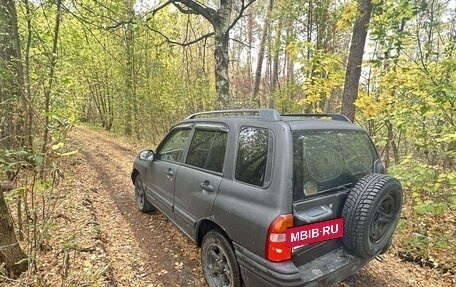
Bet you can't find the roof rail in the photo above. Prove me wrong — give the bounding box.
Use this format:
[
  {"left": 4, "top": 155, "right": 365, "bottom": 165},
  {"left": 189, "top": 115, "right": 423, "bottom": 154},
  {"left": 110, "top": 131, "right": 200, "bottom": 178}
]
[
  {"left": 282, "top": 113, "right": 351, "bottom": 122},
  {"left": 185, "top": 109, "right": 282, "bottom": 121},
  {"left": 185, "top": 110, "right": 351, "bottom": 123}
]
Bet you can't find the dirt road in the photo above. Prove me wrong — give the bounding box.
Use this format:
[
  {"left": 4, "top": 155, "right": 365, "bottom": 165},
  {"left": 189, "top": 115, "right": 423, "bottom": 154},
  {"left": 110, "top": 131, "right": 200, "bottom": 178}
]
[{"left": 65, "top": 126, "right": 454, "bottom": 287}]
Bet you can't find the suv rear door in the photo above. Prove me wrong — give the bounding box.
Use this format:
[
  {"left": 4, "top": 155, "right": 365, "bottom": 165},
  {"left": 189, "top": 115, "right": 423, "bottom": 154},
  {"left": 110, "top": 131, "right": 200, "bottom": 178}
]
[
  {"left": 290, "top": 129, "right": 379, "bottom": 264},
  {"left": 174, "top": 124, "right": 228, "bottom": 239}
]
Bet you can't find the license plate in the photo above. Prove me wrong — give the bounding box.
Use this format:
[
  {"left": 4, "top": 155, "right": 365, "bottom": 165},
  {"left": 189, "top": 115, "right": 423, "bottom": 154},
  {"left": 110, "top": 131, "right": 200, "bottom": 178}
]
[{"left": 286, "top": 217, "right": 344, "bottom": 248}]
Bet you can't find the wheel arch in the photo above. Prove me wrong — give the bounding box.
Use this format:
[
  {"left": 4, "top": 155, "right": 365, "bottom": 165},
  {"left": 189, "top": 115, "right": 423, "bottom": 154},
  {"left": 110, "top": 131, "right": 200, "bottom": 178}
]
[
  {"left": 131, "top": 168, "right": 140, "bottom": 184},
  {"left": 196, "top": 219, "right": 227, "bottom": 247}
]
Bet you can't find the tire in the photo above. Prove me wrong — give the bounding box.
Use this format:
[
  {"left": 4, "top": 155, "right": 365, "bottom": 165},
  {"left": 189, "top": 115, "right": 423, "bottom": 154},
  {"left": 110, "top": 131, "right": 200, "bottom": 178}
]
[
  {"left": 134, "top": 175, "right": 154, "bottom": 213},
  {"left": 380, "top": 237, "right": 393, "bottom": 254},
  {"left": 342, "top": 173, "right": 403, "bottom": 258},
  {"left": 201, "top": 230, "right": 242, "bottom": 287}
]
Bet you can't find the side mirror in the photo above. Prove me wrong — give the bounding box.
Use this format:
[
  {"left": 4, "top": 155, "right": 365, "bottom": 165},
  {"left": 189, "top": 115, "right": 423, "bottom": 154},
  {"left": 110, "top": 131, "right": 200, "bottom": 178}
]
[{"left": 139, "top": 150, "right": 155, "bottom": 161}]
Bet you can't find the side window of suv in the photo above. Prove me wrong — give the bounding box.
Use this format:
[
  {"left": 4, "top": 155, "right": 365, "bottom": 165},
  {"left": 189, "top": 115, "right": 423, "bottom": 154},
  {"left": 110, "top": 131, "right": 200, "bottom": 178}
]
[
  {"left": 157, "top": 129, "right": 191, "bottom": 163},
  {"left": 235, "top": 127, "right": 271, "bottom": 187},
  {"left": 186, "top": 130, "right": 227, "bottom": 173}
]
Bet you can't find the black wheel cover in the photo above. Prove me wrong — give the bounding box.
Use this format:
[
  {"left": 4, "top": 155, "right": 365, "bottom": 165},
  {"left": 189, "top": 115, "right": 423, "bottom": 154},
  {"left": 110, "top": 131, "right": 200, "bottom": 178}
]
[
  {"left": 134, "top": 175, "right": 154, "bottom": 213},
  {"left": 201, "top": 230, "right": 241, "bottom": 287},
  {"left": 342, "top": 173, "right": 403, "bottom": 258}
]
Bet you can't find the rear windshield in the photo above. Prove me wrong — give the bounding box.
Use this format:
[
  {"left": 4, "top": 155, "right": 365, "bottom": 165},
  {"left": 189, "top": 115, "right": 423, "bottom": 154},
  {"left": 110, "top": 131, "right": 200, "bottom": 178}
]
[{"left": 293, "top": 130, "right": 377, "bottom": 200}]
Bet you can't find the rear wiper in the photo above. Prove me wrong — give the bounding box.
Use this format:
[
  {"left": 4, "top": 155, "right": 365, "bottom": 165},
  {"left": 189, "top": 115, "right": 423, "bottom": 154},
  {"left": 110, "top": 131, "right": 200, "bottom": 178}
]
[{"left": 320, "top": 182, "right": 353, "bottom": 194}]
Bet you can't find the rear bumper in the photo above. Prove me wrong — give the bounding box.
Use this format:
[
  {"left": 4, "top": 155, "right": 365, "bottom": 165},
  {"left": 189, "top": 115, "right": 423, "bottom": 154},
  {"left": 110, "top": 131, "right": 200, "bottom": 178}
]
[{"left": 234, "top": 243, "right": 370, "bottom": 287}]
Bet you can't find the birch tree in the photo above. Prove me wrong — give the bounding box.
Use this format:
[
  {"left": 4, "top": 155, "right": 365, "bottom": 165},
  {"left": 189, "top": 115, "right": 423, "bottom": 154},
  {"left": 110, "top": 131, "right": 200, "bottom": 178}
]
[{"left": 149, "top": 0, "right": 256, "bottom": 109}]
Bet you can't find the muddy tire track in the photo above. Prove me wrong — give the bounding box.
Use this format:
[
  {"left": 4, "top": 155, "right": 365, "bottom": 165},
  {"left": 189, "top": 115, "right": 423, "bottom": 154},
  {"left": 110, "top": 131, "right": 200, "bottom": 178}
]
[{"left": 72, "top": 127, "right": 205, "bottom": 287}]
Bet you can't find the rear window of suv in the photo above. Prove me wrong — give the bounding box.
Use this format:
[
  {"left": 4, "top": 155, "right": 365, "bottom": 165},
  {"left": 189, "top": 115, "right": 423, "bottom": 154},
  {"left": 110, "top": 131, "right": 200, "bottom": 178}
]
[
  {"left": 293, "top": 130, "right": 377, "bottom": 200},
  {"left": 235, "top": 127, "right": 272, "bottom": 187}
]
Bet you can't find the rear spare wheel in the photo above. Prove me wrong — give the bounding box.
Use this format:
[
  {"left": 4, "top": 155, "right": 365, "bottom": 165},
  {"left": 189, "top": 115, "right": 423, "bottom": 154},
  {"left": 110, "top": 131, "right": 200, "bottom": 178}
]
[{"left": 342, "top": 173, "right": 403, "bottom": 258}]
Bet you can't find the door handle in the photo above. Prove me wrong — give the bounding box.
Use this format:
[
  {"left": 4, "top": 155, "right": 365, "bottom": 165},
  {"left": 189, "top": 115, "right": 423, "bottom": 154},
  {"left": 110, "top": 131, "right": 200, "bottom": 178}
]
[
  {"left": 165, "top": 168, "right": 174, "bottom": 179},
  {"left": 200, "top": 180, "right": 214, "bottom": 193}
]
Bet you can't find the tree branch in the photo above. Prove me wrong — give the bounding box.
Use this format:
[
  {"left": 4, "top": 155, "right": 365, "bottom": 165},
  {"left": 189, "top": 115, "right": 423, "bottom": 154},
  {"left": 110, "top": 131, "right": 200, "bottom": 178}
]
[
  {"left": 172, "top": 0, "right": 216, "bottom": 23},
  {"left": 106, "top": 20, "right": 135, "bottom": 30},
  {"left": 181, "top": 32, "right": 214, "bottom": 46},
  {"left": 144, "top": 0, "right": 172, "bottom": 21},
  {"left": 146, "top": 24, "right": 214, "bottom": 47},
  {"left": 228, "top": 0, "right": 256, "bottom": 32},
  {"left": 172, "top": 2, "right": 198, "bottom": 15},
  {"left": 230, "top": 37, "right": 252, "bottom": 48},
  {"left": 60, "top": 4, "right": 123, "bottom": 65}
]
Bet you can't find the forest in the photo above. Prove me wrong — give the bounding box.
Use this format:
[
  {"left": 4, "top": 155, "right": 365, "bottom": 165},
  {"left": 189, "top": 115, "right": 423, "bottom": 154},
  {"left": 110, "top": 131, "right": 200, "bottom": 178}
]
[{"left": 0, "top": 0, "right": 455, "bottom": 285}]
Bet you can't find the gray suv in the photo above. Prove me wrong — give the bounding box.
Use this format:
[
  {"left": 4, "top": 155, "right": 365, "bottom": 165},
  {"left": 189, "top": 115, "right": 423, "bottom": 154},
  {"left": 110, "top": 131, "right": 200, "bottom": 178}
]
[{"left": 131, "top": 109, "right": 403, "bottom": 287}]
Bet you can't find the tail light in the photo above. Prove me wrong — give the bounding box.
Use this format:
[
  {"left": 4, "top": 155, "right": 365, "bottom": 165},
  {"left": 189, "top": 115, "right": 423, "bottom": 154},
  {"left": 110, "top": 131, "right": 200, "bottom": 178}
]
[{"left": 266, "top": 214, "right": 294, "bottom": 262}]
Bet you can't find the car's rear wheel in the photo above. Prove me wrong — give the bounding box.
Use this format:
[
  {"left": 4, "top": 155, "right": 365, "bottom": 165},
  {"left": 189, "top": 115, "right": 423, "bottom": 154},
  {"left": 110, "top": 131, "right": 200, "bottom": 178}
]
[
  {"left": 342, "top": 173, "right": 403, "bottom": 258},
  {"left": 134, "top": 175, "right": 154, "bottom": 212},
  {"left": 201, "top": 230, "right": 241, "bottom": 287}
]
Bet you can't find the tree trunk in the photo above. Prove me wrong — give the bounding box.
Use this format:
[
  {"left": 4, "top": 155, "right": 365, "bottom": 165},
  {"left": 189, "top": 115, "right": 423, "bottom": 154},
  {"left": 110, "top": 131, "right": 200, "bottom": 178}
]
[
  {"left": 252, "top": 24, "right": 268, "bottom": 105},
  {"left": 214, "top": 29, "right": 230, "bottom": 109},
  {"left": 341, "top": 0, "right": 373, "bottom": 122},
  {"left": 0, "top": 183, "right": 28, "bottom": 277},
  {"left": 270, "top": 19, "right": 282, "bottom": 108},
  {"left": 0, "top": 0, "right": 24, "bottom": 150},
  {"left": 23, "top": 0, "right": 34, "bottom": 151},
  {"left": 213, "top": 1, "right": 233, "bottom": 110},
  {"left": 285, "top": 26, "right": 295, "bottom": 110},
  {"left": 247, "top": 5, "right": 254, "bottom": 83},
  {"left": 41, "top": 0, "right": 63, "bottom": 155},
  {"left": 124, "top": 1, "right": 135, "bottom": 136},
  {"left": 252, "top": 0, "right": 273, "bottom": 106}
]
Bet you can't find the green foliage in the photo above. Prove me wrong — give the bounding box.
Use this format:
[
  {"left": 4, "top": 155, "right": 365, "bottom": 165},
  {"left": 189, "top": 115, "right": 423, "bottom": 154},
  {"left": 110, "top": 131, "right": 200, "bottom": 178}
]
[
  {"left": 0, "top": 149, "right": 43, "bottom": 173},
  {"left": 336, "top": 0, "right": 358, "bottom": 31},
  {"left": 370, "top": 0, "right": 419, "bottom": 61},
  {"left": 273, "top": 83, "right": 303, "bottom": 113},
  {"left": 389, "top": 156, "right": 454, "bottom": 214},
  {"left": 351, "top": 0, "right": 456, "bottom": 267},
  {"left": 451, "top": 195, "right": 456, "bottom": 209},
  {"left": 272, "top": 0, "right": 352, "bottom": 113}
]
